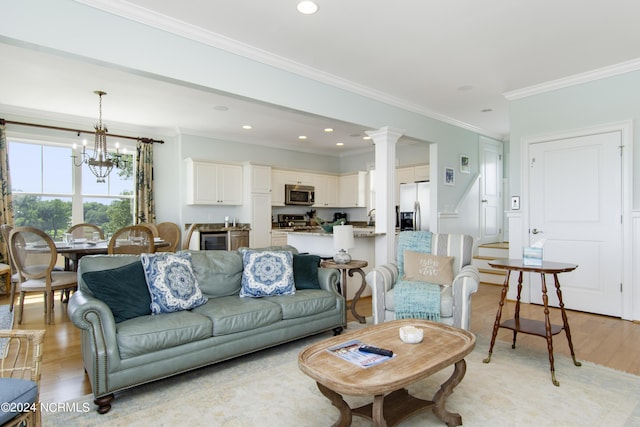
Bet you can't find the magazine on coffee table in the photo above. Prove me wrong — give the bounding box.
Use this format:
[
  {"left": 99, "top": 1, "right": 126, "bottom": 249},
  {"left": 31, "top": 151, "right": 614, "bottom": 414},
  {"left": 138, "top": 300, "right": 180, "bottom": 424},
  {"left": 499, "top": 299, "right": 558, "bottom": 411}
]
[{"left": 326, "top": 339, "right": 395, "bottom": 368}]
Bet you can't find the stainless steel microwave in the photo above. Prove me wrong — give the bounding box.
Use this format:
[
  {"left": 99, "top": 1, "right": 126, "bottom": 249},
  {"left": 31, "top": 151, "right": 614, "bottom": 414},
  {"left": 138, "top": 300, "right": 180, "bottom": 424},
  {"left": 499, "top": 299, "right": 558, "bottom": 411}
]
[{"left": 285, "top": 184, "right": 315, "bottom": 206}]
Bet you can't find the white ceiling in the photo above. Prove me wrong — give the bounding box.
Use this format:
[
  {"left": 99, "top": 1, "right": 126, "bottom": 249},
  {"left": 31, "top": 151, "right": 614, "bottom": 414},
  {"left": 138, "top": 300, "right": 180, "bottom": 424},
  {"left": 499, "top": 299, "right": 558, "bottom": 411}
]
[{"left": 2, "top": 0, "right": 640, "bottom": 155}]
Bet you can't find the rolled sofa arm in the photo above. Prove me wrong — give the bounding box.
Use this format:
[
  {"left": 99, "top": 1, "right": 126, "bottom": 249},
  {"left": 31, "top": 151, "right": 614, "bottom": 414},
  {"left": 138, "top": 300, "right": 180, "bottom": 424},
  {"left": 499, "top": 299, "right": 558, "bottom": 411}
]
[
  {"left": 68, "top": 291, "right": 123, "bottom": 378},
  {"left": 317, "top": 267, "right": 341, "bottom": 296},
  {"left": 365, "top": 263, "right": 399, "bottom": 325},
  {"left": 451, "top": 264, "right": 480, "bottom": 330}
]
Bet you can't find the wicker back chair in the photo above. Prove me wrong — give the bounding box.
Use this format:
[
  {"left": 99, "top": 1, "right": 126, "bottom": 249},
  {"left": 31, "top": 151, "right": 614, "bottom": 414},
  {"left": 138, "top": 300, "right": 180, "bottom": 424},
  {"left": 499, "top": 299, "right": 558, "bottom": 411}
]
[
  {"left": 108, "top": 225, "right": 155, "bottom": 255},
  {"left": 156, "top": 222, "right": 180, "bottom": 252},
  {"left": 0, "top": 329, "right": 46, "bottom": 427}
]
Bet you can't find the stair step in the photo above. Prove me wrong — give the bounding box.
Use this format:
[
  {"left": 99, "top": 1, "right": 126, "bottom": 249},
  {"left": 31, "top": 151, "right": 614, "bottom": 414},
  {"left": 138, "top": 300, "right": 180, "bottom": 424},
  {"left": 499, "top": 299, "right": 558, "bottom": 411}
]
[
  {"left": 479, "top": 242, "right": 509, "bottom": 250},
  {"left": 477, "top": 246, "right": 509, "bottom": 258},
  {"left": 478, "top": 269, "right": 507, "bottom": 285}
]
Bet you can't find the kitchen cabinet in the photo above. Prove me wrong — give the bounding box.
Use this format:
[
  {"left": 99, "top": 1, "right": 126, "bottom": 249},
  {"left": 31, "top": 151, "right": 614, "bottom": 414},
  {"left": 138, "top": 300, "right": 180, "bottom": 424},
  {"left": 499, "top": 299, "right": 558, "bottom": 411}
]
[
  {"left": 250, "top": 193, "right": 272, "bottom": 247},
  {"left": 228, "top": 230, "right": 250, "bottom": 251},
  {"left": 271, "top": 230, "right": 288, "bottom": 246},
  {"left": 271, "top": 169, "right": 315, "bottom": 206},
  {"left": 339, "top": 171, "right": 367, "bottom": 207},
  {"left": 414, "top": 164, "right": 430, "bottom": 181},
  {"left": 313, "top": 174, "right": 339, "bottom": 207},
  {"left": 185, "top": 158, "right": 243, "bottom": 205},
  {"left": 248, "top": 164, "right": 272, "bottom": 193}
]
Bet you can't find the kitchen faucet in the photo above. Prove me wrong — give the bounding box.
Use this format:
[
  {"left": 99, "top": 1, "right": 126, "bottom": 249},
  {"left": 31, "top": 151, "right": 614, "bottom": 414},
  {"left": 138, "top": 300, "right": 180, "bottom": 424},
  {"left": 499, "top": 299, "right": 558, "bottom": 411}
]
[{"left": 367, "top": 208, "right": 376, "bottom": 226}]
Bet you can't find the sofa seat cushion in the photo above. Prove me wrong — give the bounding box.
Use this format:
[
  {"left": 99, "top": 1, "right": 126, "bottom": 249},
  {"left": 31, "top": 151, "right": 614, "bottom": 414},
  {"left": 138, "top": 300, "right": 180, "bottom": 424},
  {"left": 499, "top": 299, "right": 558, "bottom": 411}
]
[
  {"left": 386, "top": 283, "right": 454, "bottom": 318},
  {"left": 264, "top": 289, "right": 337, "bottom": 320},
  {"left": 116, "top": 311, "right": 213, "bottom": 359},
  {"left": 0, "top": 378, "right": 37, "bottom": 424},
  {"left": 192, "top": 296, "right": 282, "bottom": 336}
]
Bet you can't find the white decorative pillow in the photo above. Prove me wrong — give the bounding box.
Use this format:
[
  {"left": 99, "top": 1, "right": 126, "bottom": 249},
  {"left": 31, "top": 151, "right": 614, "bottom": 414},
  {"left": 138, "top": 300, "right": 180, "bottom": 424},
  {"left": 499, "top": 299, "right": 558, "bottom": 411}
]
[
  {"left": 141, "top": 252, "right": 208, "bottom": 314},
  {"left": 240, "top": 250, "right": 295, "bottom": 298}
]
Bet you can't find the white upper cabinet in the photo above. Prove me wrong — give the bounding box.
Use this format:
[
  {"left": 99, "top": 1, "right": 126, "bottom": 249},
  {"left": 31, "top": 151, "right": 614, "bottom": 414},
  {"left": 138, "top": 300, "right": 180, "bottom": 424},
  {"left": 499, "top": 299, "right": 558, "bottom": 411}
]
[
  {"left": 339, "top": 171, "right": 367, "bottom": 207},
  {"left": 185, "top": 158, "right": 243, "bottom": 205},
  {"left": 313, "top": 174, "right": 339, "bottom": 207},
  {"left": 248, "top": 164, "right": 272, "bottom": 193}
]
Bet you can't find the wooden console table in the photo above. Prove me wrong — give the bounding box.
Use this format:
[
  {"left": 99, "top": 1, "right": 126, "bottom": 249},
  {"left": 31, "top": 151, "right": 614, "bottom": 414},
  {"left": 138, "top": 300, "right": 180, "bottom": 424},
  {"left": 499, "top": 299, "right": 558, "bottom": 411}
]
[
  {"left": 483, "top": 259, "right": 581, "bottom": 386},
  {"left": 320, "top": 259, "right": 368, "bottom": 325}
]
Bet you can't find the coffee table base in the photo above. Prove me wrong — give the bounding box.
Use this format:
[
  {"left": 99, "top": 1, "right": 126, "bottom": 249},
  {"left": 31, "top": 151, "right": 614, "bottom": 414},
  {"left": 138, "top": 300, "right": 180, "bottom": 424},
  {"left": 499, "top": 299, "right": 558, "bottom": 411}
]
[{"left": 317, "top": 360, "right": 466, "bottom": 427}]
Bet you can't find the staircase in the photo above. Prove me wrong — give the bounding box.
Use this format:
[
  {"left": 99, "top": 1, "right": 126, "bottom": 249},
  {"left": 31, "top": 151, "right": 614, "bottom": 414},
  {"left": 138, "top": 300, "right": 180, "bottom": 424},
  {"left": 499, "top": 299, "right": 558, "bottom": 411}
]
[{"left": 473, "top": 242, "right": 509, "bottom": 285}]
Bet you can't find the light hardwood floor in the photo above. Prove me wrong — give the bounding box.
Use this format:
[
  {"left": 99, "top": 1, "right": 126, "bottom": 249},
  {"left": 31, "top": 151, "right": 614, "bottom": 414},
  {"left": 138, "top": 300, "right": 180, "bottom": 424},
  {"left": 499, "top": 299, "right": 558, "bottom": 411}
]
[{"left": 3, "top": 283, "right": 640, "bottom": 404}]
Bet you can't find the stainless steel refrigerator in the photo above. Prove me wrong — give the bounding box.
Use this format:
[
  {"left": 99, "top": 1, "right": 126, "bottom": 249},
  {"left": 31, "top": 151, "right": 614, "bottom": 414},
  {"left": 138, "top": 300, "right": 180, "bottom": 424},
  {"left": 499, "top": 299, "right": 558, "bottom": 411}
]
[{"left": 399, "top": 181, "right": 430, "bottom": 231}]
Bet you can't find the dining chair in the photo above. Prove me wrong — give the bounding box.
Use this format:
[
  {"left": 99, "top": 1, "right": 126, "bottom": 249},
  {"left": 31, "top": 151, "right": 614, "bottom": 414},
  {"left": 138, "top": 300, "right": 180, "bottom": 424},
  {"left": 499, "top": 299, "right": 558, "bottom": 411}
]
[
  {"left": 108, "top": 225, "right": 155, "bottom": 255},
  {"left": 67, "top": 223, "right": 105, "bottom": 241},
  {"left": 182, "top": 223, "right": 197, "bottom": 250},
  {"left": 1, "top": 224, "right": 19, "bottom": 312},
  {"left": 9, "top": 226, "right": 78, "bottom": 325},
  {"left": 156, "top": 222, "right": 180, "bottom": 252},
  {"left": 138, "top": 222, "right": 159, "bottom": 237},
  {"left": 0, "top": 329, "right": 46, "bottom": 427}
]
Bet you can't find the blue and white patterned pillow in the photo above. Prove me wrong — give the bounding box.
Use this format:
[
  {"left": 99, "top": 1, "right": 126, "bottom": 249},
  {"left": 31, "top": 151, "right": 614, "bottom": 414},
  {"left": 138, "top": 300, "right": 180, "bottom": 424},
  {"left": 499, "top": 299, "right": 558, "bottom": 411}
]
[
  {"left": 141, "top": 252, "right": 208, "bottom": 314},
  {"left": 240, "top": 250, "right": 295, "bottom": 298}
]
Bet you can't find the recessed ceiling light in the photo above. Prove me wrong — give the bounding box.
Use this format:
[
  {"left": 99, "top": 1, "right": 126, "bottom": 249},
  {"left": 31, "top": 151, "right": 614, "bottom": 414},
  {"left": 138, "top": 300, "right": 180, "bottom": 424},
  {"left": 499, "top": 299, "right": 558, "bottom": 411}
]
[
  {"left": 336, "top": 142, "right": 344, "bottom": 146},
  {"left": 242, "top": 125, "right": 252, "bottom": 130},
  {"left": 324, "top": 128, "right": 333, "bottom": 132},
  {"left": 297, "top": 1, "right": 319, "bottom": 15},
  {"left": 363, "top": 136, "right": 371, "bottom": 140},
  {"left": 298, "top": 135, "right": 307, "bottom": 140}
]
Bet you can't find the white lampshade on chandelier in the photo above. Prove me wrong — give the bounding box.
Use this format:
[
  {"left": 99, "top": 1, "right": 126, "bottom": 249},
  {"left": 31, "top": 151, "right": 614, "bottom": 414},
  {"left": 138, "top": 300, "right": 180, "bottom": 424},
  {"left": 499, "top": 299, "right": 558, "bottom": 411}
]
[
  {"left": 72, "top": 91, "right": 129, "bottom": 183},
  {"left": 333, "top": 225, "right": 354, "bottom": 264}
]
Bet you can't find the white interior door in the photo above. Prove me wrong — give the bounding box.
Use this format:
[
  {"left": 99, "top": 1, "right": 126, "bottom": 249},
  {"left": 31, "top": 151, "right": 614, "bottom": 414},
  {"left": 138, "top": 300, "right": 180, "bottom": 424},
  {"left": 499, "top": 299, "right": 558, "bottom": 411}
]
[
  {"left": 528, "top": 131, "right": 622, "bottom": 316},
  {"left": 479, "top": 137, "right": 503, "bottom": 244}
]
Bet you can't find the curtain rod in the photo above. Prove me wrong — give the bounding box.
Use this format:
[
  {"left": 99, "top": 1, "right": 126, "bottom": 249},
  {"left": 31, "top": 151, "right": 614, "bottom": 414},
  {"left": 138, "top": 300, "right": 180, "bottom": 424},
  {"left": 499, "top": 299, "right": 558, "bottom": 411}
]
[{"left": 0, "top": 118, "right": 164, "bottom": 144}]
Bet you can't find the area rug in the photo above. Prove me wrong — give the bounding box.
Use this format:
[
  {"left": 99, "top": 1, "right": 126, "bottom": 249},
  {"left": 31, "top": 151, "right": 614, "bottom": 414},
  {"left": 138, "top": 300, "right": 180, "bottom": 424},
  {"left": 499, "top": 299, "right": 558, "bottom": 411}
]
[
  {"left": 0, "top": 304, "right": 14, "bottom": 357},
  {"left": 44, "top": 323, "right": 640, "bottom": 427}
]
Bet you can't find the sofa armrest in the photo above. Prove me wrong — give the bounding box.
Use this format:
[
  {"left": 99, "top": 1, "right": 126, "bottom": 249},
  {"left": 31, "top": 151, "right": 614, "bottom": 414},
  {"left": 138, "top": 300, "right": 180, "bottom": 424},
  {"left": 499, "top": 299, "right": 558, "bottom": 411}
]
[
  {"left": 67, "top": 291, "right": 122, "bottom": 375},
  {"left": 317, "top": 267, "right": 341, "bottom": 296},
  {"left": 451, "top": 264, "right": 480, "bottom": 330},
  {"left": 365, "top": 263, "right": 399, "bottom": 325}
]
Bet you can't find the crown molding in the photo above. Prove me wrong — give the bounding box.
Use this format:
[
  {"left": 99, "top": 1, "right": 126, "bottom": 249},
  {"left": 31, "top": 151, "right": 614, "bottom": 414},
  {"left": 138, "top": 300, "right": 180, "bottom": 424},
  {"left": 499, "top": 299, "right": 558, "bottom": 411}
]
[
  {"left": 504, "top": 58, "right": 640, "bottom": 101},
  {"left": 74, "top": 0, "right": 504, "bottom": 141}
]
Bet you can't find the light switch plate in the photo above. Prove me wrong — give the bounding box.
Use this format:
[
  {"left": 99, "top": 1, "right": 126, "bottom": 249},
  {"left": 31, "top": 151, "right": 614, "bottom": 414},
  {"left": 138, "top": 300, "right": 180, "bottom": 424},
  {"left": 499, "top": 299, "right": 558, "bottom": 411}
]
[{"left": 511, "top": 196, "right": 520, "bottom": 210}]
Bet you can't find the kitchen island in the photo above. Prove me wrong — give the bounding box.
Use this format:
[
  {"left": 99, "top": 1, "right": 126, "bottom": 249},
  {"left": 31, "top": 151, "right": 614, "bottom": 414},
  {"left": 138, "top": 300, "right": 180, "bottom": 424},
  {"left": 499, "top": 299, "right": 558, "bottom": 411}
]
[{"left": 286, "top": 228, "right": 382, "bottom": 302}]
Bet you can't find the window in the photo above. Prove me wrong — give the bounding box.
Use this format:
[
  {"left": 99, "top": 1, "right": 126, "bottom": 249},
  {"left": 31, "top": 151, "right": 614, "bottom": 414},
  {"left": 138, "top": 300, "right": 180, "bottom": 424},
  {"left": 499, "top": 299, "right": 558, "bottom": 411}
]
[{"left": 8, "top": 139, "right": 134, "bottom": 239}]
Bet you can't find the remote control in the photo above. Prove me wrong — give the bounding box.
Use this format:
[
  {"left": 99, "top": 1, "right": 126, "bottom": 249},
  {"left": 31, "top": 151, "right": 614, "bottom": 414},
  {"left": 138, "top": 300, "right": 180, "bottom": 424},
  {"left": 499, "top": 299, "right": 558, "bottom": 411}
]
[{"left": 358, "top": 345, "right": 393, "bottom": 357}]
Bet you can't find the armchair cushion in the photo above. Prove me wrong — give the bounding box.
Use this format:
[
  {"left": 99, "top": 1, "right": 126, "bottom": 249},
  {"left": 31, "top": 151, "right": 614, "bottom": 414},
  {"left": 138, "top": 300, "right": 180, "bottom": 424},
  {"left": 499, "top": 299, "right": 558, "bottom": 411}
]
[
  {"left": 403, "top": 250, "right": 454, "bottom": 287},
  {"left": 0, "top": 378, "right": 37, "bottom": 424},
  {"left": 397, "top": 231, "right": 432, "bottom": 278}
]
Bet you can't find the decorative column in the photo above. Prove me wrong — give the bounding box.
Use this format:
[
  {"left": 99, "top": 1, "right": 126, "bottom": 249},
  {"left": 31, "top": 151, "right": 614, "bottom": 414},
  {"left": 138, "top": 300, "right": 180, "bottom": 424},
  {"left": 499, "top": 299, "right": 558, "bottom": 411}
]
[{"left": 365, "top": 127, "right": 404, "bottom": 266}]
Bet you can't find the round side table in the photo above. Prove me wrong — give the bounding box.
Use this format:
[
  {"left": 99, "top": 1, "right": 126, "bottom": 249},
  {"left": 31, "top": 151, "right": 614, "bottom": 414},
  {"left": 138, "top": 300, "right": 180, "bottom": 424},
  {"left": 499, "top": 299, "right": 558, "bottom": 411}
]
[{"left": 320, "top": 259, "right": 368, "bottom": 325}]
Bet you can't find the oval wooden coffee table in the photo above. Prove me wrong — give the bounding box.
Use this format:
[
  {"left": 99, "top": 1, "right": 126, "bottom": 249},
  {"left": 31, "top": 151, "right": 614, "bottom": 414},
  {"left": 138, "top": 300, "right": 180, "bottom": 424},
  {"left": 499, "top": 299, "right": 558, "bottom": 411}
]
[{"left": 298, "top": 319, "right": 475, "bottom": 426}]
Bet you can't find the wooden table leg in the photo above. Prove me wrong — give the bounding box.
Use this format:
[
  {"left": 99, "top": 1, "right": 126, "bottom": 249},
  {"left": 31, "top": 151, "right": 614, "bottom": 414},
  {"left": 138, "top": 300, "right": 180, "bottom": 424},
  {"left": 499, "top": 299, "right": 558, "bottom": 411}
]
[
  {"left": 317, "top": 382, "right": 352, "bottom": 427},
  {"left": 511, "top": 271, "right": 524, "bottom": 349},
  {"left": 553, "top": 273, "right": 582, "bottom": 367},
  {"left": 432, "top": 359, "right": 466, "bottom": 427},
  {"left": 348, "top": 267, "right": 367, "bottom": 323},
  {"left": 540, "top": 273, "right": 559, "bottom": 386},
  {"left": 484, "top": 270, "right": 511, "bottom": 363}
]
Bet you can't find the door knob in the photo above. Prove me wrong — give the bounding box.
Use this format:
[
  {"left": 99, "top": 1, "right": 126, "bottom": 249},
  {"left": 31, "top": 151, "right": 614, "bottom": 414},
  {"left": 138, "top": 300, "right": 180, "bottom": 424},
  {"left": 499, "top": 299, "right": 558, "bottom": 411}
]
[
  {"left": 531, "top": 228, "right": 543, "bottom": 234},
  {"left": 481, "top": 199, "right": 488, "bottom": 203}
]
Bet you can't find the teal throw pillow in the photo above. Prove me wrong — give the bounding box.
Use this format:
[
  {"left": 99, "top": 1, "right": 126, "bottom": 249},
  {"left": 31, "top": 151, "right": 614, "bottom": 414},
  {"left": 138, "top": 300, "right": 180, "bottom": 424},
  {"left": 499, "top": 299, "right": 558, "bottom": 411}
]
[
  {"left": 141, "top": 252, "right": 208, "bottom": 314},
  {"left": 293, "top": 254, "right": 321, "bottom": 289},
  {"left": 82, "top": 261, "right": 152, "bottom": 323},
  {"left": 240, "top": 250, "right": 295, "bottom": 297}
]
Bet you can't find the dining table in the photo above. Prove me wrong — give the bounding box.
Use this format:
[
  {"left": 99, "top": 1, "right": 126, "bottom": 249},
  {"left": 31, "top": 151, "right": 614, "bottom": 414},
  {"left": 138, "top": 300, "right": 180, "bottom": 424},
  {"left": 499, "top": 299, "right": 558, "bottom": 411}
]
[{"left": 55, "top": 239, "right": 169, "bottom": 272}]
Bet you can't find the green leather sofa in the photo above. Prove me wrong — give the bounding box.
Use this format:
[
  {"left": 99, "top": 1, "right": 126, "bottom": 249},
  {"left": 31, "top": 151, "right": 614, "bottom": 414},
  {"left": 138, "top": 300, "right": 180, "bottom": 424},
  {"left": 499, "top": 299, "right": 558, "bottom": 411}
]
[{"left": 67, "top": 245, "right": 343, "bottom": 414}]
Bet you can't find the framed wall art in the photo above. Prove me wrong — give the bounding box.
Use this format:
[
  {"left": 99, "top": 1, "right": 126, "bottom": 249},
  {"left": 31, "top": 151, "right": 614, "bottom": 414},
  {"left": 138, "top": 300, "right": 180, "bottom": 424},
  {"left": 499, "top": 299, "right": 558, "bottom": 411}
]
[
  {"left": 460, "top": 154, "right": 470, "bottom": 174},
  {"left": 444, "top": 167, "right": 455, "bottom": 186}
]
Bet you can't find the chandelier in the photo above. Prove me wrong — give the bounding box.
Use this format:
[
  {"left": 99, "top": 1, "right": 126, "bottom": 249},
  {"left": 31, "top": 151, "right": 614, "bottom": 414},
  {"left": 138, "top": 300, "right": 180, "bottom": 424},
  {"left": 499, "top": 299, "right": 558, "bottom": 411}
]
[{"left": 72, "top": 91, "right": 129, "bottom": 183}]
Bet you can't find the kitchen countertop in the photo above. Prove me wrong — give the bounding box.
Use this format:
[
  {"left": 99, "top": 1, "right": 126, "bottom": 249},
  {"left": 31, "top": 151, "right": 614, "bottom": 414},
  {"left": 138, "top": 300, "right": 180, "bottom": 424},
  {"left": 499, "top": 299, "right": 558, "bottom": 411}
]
[
  {"left": 276, "top": 228, "right": 384, "bottom": 237},
  {"left": 186, "top": 223, "right": 251, "bottom": 232}
]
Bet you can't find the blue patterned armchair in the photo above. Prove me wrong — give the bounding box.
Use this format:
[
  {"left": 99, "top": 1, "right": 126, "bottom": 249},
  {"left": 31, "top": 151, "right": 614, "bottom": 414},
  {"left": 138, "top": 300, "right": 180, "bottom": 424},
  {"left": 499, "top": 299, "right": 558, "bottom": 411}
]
[{"left": 365, "top": 233, "right": 480, "bottom": 330}]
